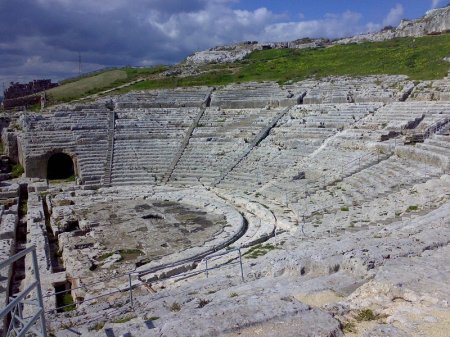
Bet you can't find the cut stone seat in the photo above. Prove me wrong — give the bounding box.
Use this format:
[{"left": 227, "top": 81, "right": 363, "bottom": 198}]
[
  {"left": 172, "top": 177, "right": 215, "bottom": 185},
  {"left": 76, "top": 147, "right": 109, "bottom": 154},
  {"left": 26, "top": 136, "right": 78, "bottom": 142},
  {"left": 113, "top": 155, "right": 176, "bottom": 163},
  {"left": 345, "top": 171, "right": 390, "bottom": 195},
  {"left": 78, "top": 165, "right": 105, "bottom": 173},
  {"left": 111, "top": 171, "right": 160, "bottom": 179},
  {"left": 272, "top": 130, "right": 336, "bottom": 139},
  {"left": 114, "top": 143, "right": 181, "bottom": 149},
  {"left": 112, "top": 163, "right": 170, "bottom": 172},
  {"left": 111, "top": 175, "right": 159, "bottom": 182},
  {"left": 416, "top": 143, "right": 450, "bottom": 156},
  {"left": 435, "top": 135, "right": 450, "bottom": 142},
  {"left": 76, "top": 152, "right": 109, "bottom": 159},
  {"left": 111, "top": 179, "right": 157, "bottom": 186},
  {"left": 80, "top": 175, "right": 102, "bottom": 183},
  {"left": 171, "top": 169, "right": 219, "bottom": 177}
]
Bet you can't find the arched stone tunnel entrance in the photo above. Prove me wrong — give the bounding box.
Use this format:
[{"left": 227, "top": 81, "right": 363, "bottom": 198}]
[{"left": 47, "top": 153, "right": 75, "bottom": 180}]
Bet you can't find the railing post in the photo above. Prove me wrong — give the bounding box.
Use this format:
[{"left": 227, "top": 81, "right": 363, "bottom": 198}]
[
  {"left": 31, "top": 248, "right": 48, "bottom": 337},
  {"left": 128, "top": 273, "right": 134, "bottom": 308},
  {"left": 238, "top": 249, "right": 244, "bottom": 282}
]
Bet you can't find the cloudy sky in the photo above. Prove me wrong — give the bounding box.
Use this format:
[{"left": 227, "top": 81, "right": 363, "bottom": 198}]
[{"left": 0, "top": 0, "right": 446, "bottom": 88}]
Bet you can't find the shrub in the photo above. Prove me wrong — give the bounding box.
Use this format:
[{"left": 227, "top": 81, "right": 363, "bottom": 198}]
[
  {"left": 169, "top": 302, "right": 181, "bottom": 312},
  {"left": 62, "top": 294, "right": 76, "bottom": 312},
  {"left": 111, "top": 315, "right": 136, "bottom": 324},
  {"left": 11, "top": 163, "right": 24, "bottom": 178},
  {"left": 92, "top": 321, "right": 105, "bottom": 331},
  {"left": 244, "top": 243, "right": 279, "bottom": 259},
  {"left": 406, "top": 205, "right": 418, "bottom": 212},
  {"left": 355, "top": 309, "right": 377, "bottom": 322}
]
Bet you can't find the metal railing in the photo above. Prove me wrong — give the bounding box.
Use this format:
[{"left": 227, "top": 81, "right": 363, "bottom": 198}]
[
  {"left": 0, "top": 246, "right": 47, "bottom": 337},
  {"left": 43, "top": 247, "right": 245, "bottom": 314}
]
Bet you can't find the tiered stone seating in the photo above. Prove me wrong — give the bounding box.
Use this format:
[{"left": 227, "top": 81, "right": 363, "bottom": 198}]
[
  {"left": 397, "top": 134, "right": 450, "bottom": 170},
  {"left": 306, "top": 174, "right": 450, "bottom": 238},
  {"left": 23, "top": 110, "right": 111, "bottom": 187},
  {"left": 359, "top": 102, "right": 426, "bottom": 131},
  {"left": 225, "top": 196, "right": 276, "bottom": 247},
  {"left": 111, "top": 108, "right": 201, "bottom": 185},
  {"left": 260, "top": 142, "right": 387, "bottom": 204},
  {"left": 169, "top": 107, "right": 282, "bottom": 186},
  {"left": 114, "top": 87, "right": 212, "bottom": 109},
  {"left": 288, "top": 155, "right": 442, "bottom": 221},
  {"left": 409, "top": 77, "right": 450, "bottom": 101},
  {"left": 299, "top": 76, "right": 414, "bottom": 104},
  {"left": 219, "top": 104, "right": 379, "bottom": 192},
  {"left": 403, "top": 102, "right": 450, "bottom": 140},
  {"left": 355, "top": 102, "right": 450, "bottom": 143},
  {"left": 210, "top": 82, "right": 304, "bottom": 108}
]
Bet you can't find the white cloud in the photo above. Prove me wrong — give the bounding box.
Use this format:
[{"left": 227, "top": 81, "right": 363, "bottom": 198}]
[
  {"left": 383, "top": 4, "right": 404, "bottom": 27},
  {"left": 0, "top": 0, "right": 429, "bottom": 84},
  {"left": 431, "top": 0, "right": 444, "bottom": 9},
  {"left": 261, "top": 11, "right": 364, "bottom": 42}
]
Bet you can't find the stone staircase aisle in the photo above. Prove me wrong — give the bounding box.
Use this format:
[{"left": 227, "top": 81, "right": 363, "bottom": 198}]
[{"left": 101, "top": 111, "right": 116, "bottom": 187}]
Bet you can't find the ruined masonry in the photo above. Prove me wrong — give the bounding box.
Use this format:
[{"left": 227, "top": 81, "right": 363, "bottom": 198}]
[{"left": 0, "top": 75, "right": 449, "bottom": 337}]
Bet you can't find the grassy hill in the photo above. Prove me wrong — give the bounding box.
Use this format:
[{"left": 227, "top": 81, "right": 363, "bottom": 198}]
[
  {"left": 46, "top": 66, "right": 167, "bottom": 104},
  {"left": 48, "top": 34, "right": 450, "bottom": 104}
]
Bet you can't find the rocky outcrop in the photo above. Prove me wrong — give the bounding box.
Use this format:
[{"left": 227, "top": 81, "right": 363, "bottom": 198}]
[
  {"left": 185, "top": 39, "right": 329, "bottom": 65},
  {"left": 338, "top": 5, "right": 450, "bottom": 44},
  {"left": 185, "top": 6, "right": 449, "bottom": 67}
]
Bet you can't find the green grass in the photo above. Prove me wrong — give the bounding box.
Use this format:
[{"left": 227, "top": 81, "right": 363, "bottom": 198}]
[
  {"left": 11, "top": 163, "right": 24, "bottom": 178},
  {"left": 244, "top": 243, "right": 279, "bottom": 259},
  {"left": 406, "top": 205, "right": 419, "bottom": 212},
  {"left": 118, "top": 34, "right": 450, "bottom": 94},
  {"left": 111, "top": 314, "right": 136, "bottom": 324},
  {"left": 119, "top": 249, "right": 144, "bottom": 261},
  {"left": 45, "top": 34, "right": 450, "bottom": 104},
  {"left": 61, "top": 293, "right": 76, "bottom": 312},
  {"left": 97, "top": 249, "right": 143, "bottom": 262},
  {"left": 238, "top": 35, "right": 450, "bottom": 82},
  {"left": 98, "top": 252, "right": 115, "bottom": 261},
  {"left": 340, "top": 206, "right": 350, "bottom": 212},
  {"left": 92, "top": 321, "right": 105, "bottom": 331},
  {"left": 47, "top": 66, "right": 167, "bottom": 103},
  {"left": 48, "top": 70, "right": 128, "bottom": 102},
  {"left": 343, "top": 321, "right": 357, "bottom": 333}
]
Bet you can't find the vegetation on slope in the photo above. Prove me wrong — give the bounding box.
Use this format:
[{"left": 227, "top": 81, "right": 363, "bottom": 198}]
[
  {"left": 119, "top": 34, "right": 450, "bottom": 93},
  {"left": 44, "top": 34, "right": 449, "bottom": 103},
  {"left": 47, "top": 66, "right": 167, "bottom": 103}
]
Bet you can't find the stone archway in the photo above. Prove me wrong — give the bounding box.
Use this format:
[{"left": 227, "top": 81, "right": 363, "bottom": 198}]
[{"left": 47, "top": 152, "right": 75, "bottom": 180}]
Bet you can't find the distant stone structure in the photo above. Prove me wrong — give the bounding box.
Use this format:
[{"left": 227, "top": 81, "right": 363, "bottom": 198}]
[
  {"left": 184, "top": 5, "right": 450, "bottom": 67},
  {"left": 2, "top": 79, "right": 58, "bottom": 110}
]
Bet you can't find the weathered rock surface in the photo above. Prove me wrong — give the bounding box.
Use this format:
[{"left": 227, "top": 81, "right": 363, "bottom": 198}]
[
  {"left": 337, "top": 6, "right": 450, "bottom": 44},
  {"left": 1, "top": 69, "right": 449, "bottom": 337}
]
